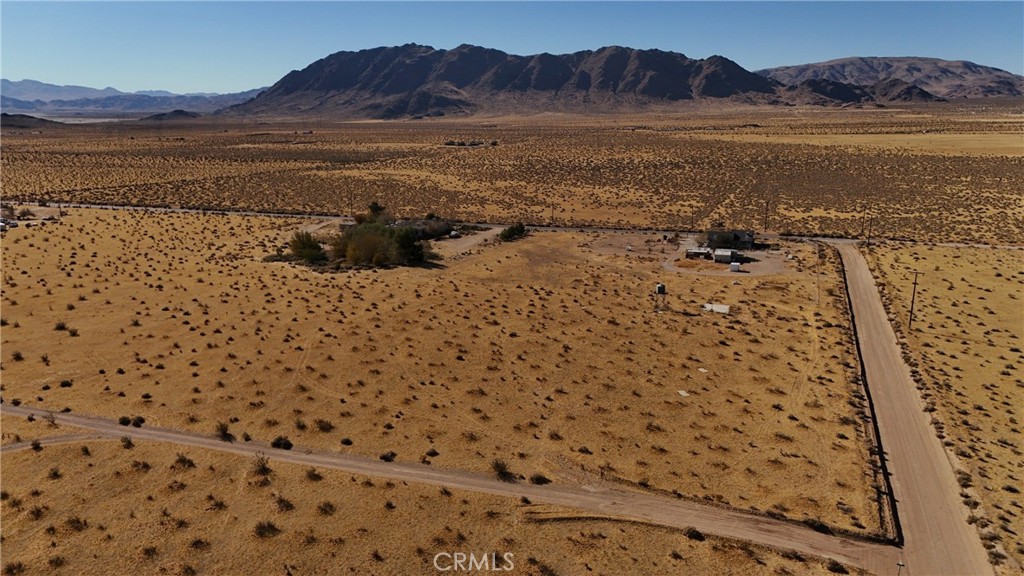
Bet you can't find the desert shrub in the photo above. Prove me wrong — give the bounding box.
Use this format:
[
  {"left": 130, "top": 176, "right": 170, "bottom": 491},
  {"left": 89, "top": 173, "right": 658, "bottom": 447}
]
[
  {"left": 780, "top": 550, "right": 805, "bottom": 562},
  {"left": 173, "top": 453, "right": 196, "bottom": 470},
  {"left": 499, "top": 223, "right": 527, "bottom": 242},
  {"left": 289, "top": 231, "right": 326, "bottom": 264},
  {"left": 270, "top": 436, "right": 293, "bottom": 450},
  {"left": 11, "top": 351, "right": 23, "bottom": 362},
  {"left": 118, "top": 416, "right": 131, "bottom": 426},
  {"left": 683, "top": 527, "right": 705, "bottom": 541},
  {"left": 3, "top": 562, "right": 26, "bottom": 575},
  {"left": 529, "top": 474, "right": 551, "bottom": 485},
  {"left": 305, "top": 468, "right": 323, "bottom": 482},
  {"left": 803, "top": 518, "right": 833, "bottom": 535},
  {"left": 491, "top": 459, "right": 516, "bottom": 482},
  {"left": 130, "top": 415, "right": 145, "bottom": 427},
  {"left": 252, "top": 453, "right": 272, "bottom": 476},
  {"left": 826, "top": 560, "right": 849, "bottom": 574},
  {"left": 275, "top": 495, "right": 295, "bottom": 512},
  {"left": 215, "top": 422, "right": 234, "bottom": 442},
  {"left": 317, "top": 501, "right": 336, "bottom": 516},
  {"left": 254, "top": 521, "right": 280, "bottom": 538}
]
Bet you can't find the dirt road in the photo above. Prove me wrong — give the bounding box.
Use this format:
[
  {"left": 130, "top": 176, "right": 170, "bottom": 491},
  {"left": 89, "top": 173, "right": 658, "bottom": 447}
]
[
  {"left": 0, "top": 403, "right": 898, "bottom": 573},
  {"left": 834, "top": 243, "right": 992, "bottom": 576}
]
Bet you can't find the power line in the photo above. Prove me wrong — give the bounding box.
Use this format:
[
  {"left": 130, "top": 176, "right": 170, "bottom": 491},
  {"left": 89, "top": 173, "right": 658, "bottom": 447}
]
[{"left": 908, "top": 270, "right": 924, "bottom": 330}]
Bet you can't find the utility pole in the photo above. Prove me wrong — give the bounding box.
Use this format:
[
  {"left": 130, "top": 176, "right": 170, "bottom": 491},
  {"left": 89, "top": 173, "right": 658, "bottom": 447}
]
[
  {"left": 763, "top": 199, "right": 770, "bottom": 233},
  {"left": 908, "top": 270, "right": 923, "bottom": 330},
  {"left": 866, "top": 216, "right": 874, "bottom": 246}
]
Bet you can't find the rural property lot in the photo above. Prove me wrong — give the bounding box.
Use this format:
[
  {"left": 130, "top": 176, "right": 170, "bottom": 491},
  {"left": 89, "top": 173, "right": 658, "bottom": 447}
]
[
  {"left": 1, "top": 102, "right": 1020, "bottom": 574},
  {"left": 0, "top": 210, "right": 883, "bottom": 540}
]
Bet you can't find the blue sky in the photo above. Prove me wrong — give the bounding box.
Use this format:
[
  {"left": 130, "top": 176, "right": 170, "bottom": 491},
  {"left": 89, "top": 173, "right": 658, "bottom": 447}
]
[{"left": 2, "top": 1, "right": 1022, "bottom": 94}]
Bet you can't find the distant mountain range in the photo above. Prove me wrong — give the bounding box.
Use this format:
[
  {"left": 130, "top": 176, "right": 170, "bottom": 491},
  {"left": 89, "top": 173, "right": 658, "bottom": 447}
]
[
  {"left": 0, "top": 79, "right": 264, "bottom": 116},
  {"left": 224, "top": 45, "right": 1019, "bottom": 118},
  {"left": 226, "top": 44, "right": 780, "bottom": 118},
  {"left": 756, "top": 57, "right": 1024, "bottom": 99},
  {"left": 4, "top": 48, "right": 1021, "bottom": 120}
]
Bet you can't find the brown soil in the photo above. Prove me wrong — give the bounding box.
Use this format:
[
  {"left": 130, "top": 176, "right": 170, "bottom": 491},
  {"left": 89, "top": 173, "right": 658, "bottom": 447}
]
[{"left": 1, "top": 209, "right": 880, "bottom": 539}]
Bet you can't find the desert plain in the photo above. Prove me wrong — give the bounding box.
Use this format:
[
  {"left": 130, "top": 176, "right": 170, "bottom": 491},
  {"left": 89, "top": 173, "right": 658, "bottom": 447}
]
[{"left": 1, "top": 99, "right": 1022, "bottom": 575}]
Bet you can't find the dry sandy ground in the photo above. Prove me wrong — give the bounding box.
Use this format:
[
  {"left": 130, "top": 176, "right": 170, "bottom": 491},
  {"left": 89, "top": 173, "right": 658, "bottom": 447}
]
[
  {"left": 2, "top": 102, "right": 1021, "bottom": 244},
  {"left": 0, "top": 436, "right": 852, "bottom": 576},
  {"left": 1, "top": 209, "right": 883, "bottom": 543},
  {"left": 863, "top": 243, "right": 1024, "bottom": 572}
]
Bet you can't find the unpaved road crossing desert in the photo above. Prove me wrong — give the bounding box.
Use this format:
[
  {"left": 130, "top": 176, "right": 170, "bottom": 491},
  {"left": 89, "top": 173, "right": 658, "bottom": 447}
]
[
  {"left": 834, "top": 243, "right": 992, "bottom": 576},
  {"left": 0, "top": 403, "right": 898, "bottom": 573}
]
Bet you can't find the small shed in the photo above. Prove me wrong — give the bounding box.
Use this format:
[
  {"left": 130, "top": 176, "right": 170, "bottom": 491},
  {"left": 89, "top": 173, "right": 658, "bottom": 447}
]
[
  {"left": 685, "top": 247, "right": 713, "bottom": 260},
  {"left": 713, "top": 249, "right": 735, "bottom": 263},
  {"left": 729, "top": 262, "right": 741, "bottom": 272}
]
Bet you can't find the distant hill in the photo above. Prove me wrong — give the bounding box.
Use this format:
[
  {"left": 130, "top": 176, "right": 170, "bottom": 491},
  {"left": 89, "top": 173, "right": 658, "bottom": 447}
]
[
  {"left": 0, "top": 113, "right": 65, "bottom": 129},
  {"left": 1, "top": 79, "right": 124, "bottom": 101},
  {"left": 757, "top": 57, "right": 1024, "bottom": 99},
  {"left": 0, "top": 80, "right": 265, "bottom": 116},
  {"left": 140, "top": 109, "right": 201, "bottom": 121},
  {"left": 225, "top": 44, "right": 782, "bottom": 118},
  {"left": 782, "top": 77, "right": 943, "bottom": 106}
]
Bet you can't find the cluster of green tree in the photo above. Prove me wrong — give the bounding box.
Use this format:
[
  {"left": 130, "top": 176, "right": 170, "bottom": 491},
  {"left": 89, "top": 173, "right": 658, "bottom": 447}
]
[
  {"left": 498, "top": 222, "right": 528, "bottom": 241},
  {"left": 329, "top": 222, "right": 425, "bottom": 266},
  {"left": 278, "top": 202, "right": 442, "bottom": 268}
]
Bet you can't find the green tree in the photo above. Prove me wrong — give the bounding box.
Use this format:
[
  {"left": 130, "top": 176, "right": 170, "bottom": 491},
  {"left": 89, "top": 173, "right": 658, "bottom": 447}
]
[
  {"left": 289, "top": 231, "right": 326, "bottom": 264},
  {"left": 343, "top": 223, "right": 395, "bottom": 265},
  {"left": 499, "top": 223, "right": 527, "bottom": 241},
  {"left": 367, "top": 201, "right": 386, "bottom": 222},
  {"left": 392, "top": 227, "right": 424, "bottom": 264}
]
